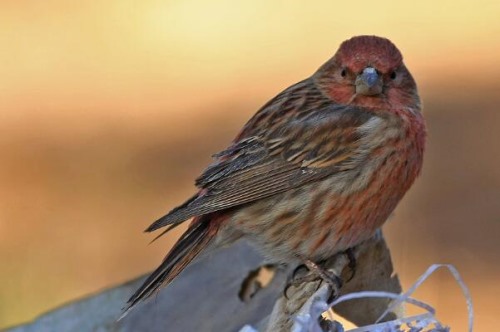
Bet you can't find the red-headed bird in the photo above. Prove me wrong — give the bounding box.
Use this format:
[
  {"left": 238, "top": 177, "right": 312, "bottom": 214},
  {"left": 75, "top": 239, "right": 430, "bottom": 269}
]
[{"left": 123, "top": 35, "right": 426, "bottom": 315}]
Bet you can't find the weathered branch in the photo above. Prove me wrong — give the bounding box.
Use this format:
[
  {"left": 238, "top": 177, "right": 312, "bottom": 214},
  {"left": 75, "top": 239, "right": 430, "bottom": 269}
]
[
  {"left": 6, "top": 232, "right": 401, "bottom": 332},
  {"left": 261, "top": 232, "right": 401, "bottom": 331}
]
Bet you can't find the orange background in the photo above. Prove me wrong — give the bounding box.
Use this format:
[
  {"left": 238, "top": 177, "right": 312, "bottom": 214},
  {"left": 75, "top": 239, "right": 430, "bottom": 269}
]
[{"left": 1, "top": 1, "right": 499, "bottom": 330}]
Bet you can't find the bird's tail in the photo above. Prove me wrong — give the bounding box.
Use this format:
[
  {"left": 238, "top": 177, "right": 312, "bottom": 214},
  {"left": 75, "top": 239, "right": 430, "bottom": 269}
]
[{"left": 120, "top": 215, "right": 220, "bottom": 319}]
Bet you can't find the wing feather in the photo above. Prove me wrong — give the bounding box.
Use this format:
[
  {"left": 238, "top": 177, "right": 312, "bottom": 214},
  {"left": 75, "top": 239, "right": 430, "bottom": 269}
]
[{"left": 146, "top": 82, "right": 376, "bottom": 232}]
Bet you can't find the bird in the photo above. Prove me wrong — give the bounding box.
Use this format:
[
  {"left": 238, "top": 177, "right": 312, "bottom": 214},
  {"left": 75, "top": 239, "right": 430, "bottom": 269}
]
[{"left": 122, "top": 35, "right": 426, "bottom": 316}]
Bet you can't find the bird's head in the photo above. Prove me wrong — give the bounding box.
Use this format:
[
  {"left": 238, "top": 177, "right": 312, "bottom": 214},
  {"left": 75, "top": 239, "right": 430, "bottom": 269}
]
[{"left": 314, "top": 35, "right": 421, "bottom": 111}]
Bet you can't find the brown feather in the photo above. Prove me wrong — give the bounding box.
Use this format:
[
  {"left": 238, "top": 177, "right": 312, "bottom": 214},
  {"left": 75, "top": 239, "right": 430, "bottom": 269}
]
[
  {"left": 146, "top": 91, "right": 376, "bottom": 232},
  {"left": 125, "top": 35, "right": 426, "bottom": 318},
  {"left": 122, "top": 215, "right": 220, "bottom": 317}
]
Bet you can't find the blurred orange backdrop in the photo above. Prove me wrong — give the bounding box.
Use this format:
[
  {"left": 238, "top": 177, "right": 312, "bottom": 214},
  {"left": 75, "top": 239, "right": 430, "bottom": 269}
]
[{"left": 1, "top": 0, "right": 499, "bottom": 330}]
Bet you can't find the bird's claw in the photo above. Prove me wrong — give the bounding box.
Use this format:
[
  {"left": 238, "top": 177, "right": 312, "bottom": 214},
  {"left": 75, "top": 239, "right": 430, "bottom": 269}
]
[
  {"left": 284, "top": 259, "right": 343, "bottom": 301},
  {"left": 344, "top": 248, "right": 357, "bottom": 282}
]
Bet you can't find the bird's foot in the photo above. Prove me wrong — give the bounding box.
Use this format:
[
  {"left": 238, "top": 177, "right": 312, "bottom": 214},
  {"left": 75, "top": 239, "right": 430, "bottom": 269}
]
[
  {"left": 285, "top": 249, "right": 358, "bottom": 301},
  {"left": 304, "top": 259, "right": 343, "bottom": 301},
  {"left": 285, "top": 259, "right": 343, "bottom": 301}
]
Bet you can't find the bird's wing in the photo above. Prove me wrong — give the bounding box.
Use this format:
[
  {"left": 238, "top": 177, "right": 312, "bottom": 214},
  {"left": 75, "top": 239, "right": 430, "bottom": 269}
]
[{"left": 146, "top": 102, "right": 377, "bottom": 232}]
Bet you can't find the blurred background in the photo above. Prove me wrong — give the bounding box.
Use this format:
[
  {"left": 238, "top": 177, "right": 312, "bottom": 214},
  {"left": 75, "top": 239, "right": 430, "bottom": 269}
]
[{"left": 1, "top": 0, "right": 499, "bottom": 330}]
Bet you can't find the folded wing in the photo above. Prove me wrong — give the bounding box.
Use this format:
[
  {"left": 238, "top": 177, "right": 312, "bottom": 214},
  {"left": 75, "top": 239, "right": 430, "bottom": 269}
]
[{"left": 146, "top": 101, "right": 375, "bottom": 232}]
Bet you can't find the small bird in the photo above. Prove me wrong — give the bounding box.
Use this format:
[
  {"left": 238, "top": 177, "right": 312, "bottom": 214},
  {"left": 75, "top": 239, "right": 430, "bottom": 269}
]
[{"left": 123, "top": 35, "right": 426, "bottom": 315}]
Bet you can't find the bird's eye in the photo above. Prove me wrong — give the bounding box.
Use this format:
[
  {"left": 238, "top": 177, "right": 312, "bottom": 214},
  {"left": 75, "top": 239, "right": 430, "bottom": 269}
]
[
  {"left": 340, "top": 69, "right": 347, "bottom": 77},
  {"left": 390, "top": 71, "right": 397, "bottom": 80}
]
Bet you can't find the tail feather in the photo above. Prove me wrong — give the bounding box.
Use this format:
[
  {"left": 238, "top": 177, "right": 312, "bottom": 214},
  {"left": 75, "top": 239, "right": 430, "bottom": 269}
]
[
  {"left": 148, "top": 222, "right": 183, "bottom": 245},
  {"left": 120, "top": 216, "right": 218, "bottom": 319},
  {"left": 145, "top": 193, "right": 201, "bottom": 233}
]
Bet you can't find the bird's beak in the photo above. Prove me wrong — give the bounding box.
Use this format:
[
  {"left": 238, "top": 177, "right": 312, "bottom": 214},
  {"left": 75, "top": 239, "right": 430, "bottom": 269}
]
[{"left": 355, "top": 67, "right": 383, "bottom": 96}]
